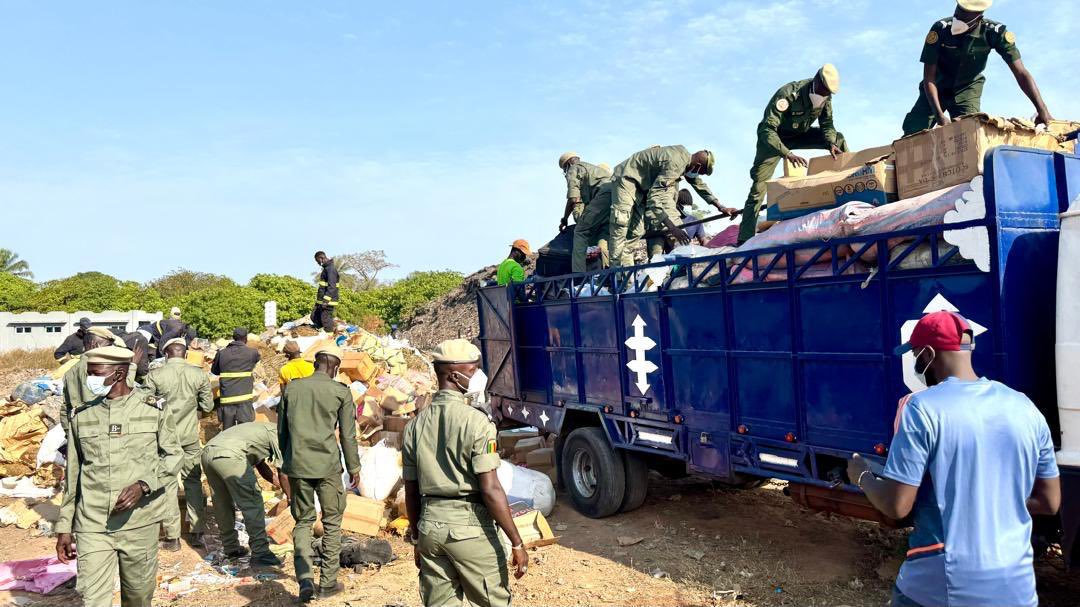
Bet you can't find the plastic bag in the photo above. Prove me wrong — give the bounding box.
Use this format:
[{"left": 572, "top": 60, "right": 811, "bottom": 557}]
[
  {"left": 11, "top": 382, "right": 50, "bottom": 406},
  {"left": 359, "top": 444, "right": 402, "bottom": 501},
  {"left": 35, "top": 424, "right": 66, "bottom": 468},
  {"left": 496, "top": 461, "right": 555, "bottom": 516}
]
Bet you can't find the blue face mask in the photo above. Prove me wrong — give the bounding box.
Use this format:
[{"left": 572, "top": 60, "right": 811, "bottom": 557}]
[{"left": 685, "top": 171, "right": 700, "bottom": 179}]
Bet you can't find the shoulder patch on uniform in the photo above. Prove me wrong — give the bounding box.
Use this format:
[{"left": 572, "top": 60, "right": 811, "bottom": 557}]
[
  {"left": 925, "top": 30, "right": 939, "bottom": 45},
  {"left": 485, "top": 439, "right": 498, "bottom": 454},
  {"left": 1004, "top": 31, "right": 1016, "bottom": 44},
  {"left": 144, "top": 395, "right": 165, "bottom": 410},
  {"left": 775, "top": 98, "right": 789, "bottom": 112}
]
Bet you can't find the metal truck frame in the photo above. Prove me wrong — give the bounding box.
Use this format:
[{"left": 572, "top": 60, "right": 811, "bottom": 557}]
[{"left": 477, "top": 147, "right": 1080, "bottom": 566}]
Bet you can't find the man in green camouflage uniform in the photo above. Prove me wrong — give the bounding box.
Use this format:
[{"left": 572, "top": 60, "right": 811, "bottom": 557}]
[
  {"left": 608, "top": 145, "right": 736, "bottom": 265},
  {"left": 404, "top": 339, "right": 528, "bottom": 607},
  {"left": 737, "top": 64, "right": 847, "bottom": 244},
  {"left": 55, "top": 346, "right": 183, "bottom": 607},
  {"left": 901, "top": 0, "right": 1053, "bottom": 136},
  {"left": 144, "top": 337, "right": 214, "bottom": 550}
]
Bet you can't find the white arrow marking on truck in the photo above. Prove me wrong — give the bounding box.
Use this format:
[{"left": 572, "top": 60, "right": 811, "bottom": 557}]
[
  {"left": 539, "top": 410, "right": 549, "bottom": 427},
  {"left": 521, "top": 406, "right": 530, "bottom": 420},
  {"left": 625, "top": 315, "right": 658, "bottom": 395}
]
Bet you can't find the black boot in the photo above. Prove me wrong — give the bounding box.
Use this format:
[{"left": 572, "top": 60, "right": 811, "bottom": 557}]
[{"left": 298, "top": 579, "right": 316, "bottom": 603}]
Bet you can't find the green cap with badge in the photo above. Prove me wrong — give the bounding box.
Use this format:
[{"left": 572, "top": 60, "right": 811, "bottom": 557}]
[
  {"left": 430, "top": 339, "right": 481, "bottom": 364},
  {"left": 84, "top": 345, "right": 134, "bottom": 364}
]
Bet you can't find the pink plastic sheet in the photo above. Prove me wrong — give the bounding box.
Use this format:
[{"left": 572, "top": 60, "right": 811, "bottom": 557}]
[
  {"left": 0, "top": 556, "right": 77, "bottom": 594},
  {"left": 706, "top": 225, "right": 739, "bottom": 248},
  {"left": 737, "top": 202, "right": 871, "bottom": 252},
  {"left": 842, "top": 183, "right": 970, "bottom": 237}
]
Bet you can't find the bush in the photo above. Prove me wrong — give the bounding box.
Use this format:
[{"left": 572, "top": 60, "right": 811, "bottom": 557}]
[
  {"left": 31, "top": 272, "right": 166, "bottom": 313},
  {"left": 177, "top": 285, "right": 266, "bottom": 339},
  {"left": 358, "top": 270, "right": 463, "bottom": 328},
  {"left": 150, "top": 269, "right": 237, "bottom": 300},
  {"left": 247, "top": 274, "right": 315, "bottom": 323},
  {"left": 0, "top": 274, "right": 36, "bottom": 312}
]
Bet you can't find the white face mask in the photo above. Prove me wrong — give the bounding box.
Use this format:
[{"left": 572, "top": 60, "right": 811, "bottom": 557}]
[
  {"left": 951, "top": 17, "right": 977, "bottom": 36},
  {"left": 685, "top": 171, "right": 700, "bottom": 180},
  {"left": 913, "top": 347, "right": 936, "bottom": 388},
  {"left": 85, "top": 374, "right": 113, "bottom": 397},
  {"left": 809, "top": 92, "right": 827, "bottom": 109},
  {"left": 465, "top": 369, "right": 489, "bottom": 405}
]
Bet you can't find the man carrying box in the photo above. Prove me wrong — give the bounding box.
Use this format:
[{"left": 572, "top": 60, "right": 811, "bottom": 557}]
[
  {"left": 737, "top": 64, "right": 847, "bottom": 244},
  {"left": 901, "top": 0, "right": 1053, "bottom": 136}
]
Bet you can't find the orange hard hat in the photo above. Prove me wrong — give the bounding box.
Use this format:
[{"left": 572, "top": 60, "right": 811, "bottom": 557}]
[{"left": 511, "top": 239, "right": 532, "bottom": 256}]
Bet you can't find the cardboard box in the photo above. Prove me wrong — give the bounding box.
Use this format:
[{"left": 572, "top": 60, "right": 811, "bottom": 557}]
[
  {"left": 342, "top": 494, "right": 386, "bottom": 537},
  {"left": 499, "top": 430, "right": 539, "bottom": 457},
  {"left": 894, "top": 114, "right": 1079, "bottom": 199},
  {"left": 525, "top": 447, "right": 555, "bottom": 468},
  {"left": 340, "top": 351, "right": 378, "bottom": 383},
  {"left": 383, "top": 415, "right": 411, "bottom": 434},
  {"left": 370, "top": 430, "right": 402, "bottom": 449},
  {"left": 767, "top": 150, "right": 895, "bottom": 220},
  {"left": 513, "top": 437, "right": 545, "bottom": 464},
  {"left": 509, "top": 502, "right": 559, "bottom": 549},
  {"left": 267, "top": 512, "right": 296, "bottom": 544},
  {"left": 808, "top": 145, "right": 893, "bottom": 174}
]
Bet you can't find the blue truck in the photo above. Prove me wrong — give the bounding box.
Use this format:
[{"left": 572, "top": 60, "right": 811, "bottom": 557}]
[{"left": 477, "top": 146, "right": 1080, "bottom": 567}]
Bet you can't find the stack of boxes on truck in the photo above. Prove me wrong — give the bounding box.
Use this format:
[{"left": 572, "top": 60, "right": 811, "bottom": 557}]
[{"left": 734, "top": 115, "right": 1080, "bottom": 275}]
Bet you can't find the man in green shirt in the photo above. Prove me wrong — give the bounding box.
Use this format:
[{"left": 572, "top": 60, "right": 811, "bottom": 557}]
[
  {"left": 278, "top": 344, "right": 361, "bottom": 602},
  {"left": 737, "top": 64, "right": 847, "bottom": 244},
  {"left": 202, "top": 422, "right": 290, "bottom": 566},
  {"left": 144, "top": 337, "right": 214, "bottom": 550},
  {"left": 55, "top": 346, "right": 183, "bottom": 607},
  {"left": 609, "top": 145, "right": 737, "bottom": 265},
  {"left": 496, "top": 239, "right": 530, "bottom": 286},
  {"left": 901, "top": 0, "right": 1053, "bottom": 136},
  {"left": 404, "top": 339, "right": 528, "bottom": 607}
]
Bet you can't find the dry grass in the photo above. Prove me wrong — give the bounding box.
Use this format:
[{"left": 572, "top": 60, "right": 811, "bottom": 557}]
[{"left": 0, "top": 348, "right": 57, "bottom": 374}]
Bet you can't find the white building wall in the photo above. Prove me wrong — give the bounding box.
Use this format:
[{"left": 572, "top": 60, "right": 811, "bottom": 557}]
[{"left": 0, "top": 310, "right": 163, "bottom": 353}]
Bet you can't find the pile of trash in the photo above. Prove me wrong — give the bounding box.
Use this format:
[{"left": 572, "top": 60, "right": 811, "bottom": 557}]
[
  {"left": 0, "top": 366, "right": 69, "bottom": 493},
  {"left": 400, "top": 264, "right": 501, "bottom": 349}
]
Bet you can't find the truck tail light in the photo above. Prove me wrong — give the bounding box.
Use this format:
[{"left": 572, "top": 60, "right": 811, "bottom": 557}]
[
  {"left": 737, "top": 424, "right": 748, "bottom": 435},
  {"left": 785, "top": 432, "right": 797, "bottom": 443},
  {"left": 874, "top": 443, "right": 887, "bottom": 456}
]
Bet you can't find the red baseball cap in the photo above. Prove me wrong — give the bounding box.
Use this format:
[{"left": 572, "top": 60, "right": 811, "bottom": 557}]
[{"left": 895, "top": 311, "right": 975, "bottom": 355}]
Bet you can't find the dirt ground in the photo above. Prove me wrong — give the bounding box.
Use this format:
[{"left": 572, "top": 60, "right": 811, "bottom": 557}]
[{"left": 2, "top": 475, "right": 1079, "bottom": 607}]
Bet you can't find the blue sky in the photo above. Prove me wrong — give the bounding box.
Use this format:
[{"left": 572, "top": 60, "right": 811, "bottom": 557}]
[{"left": 1, "top": 0, "right": 1076, "bottom": 284}]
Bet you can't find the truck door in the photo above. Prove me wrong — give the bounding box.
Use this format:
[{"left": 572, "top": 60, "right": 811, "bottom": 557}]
[{"left": 477, "top": 286, "right": 518, "bottom": 399}]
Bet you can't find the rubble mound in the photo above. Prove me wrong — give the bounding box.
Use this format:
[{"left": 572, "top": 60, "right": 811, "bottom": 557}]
[{"left": 400, "top": 264, "right": 499, "bottom": 350}]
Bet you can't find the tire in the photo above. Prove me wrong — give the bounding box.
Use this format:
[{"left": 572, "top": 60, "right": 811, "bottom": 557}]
[
  {"left": 619, "top": 451, "right": 649, "bottom": 513},
  {"left": 560, "top": 427, "right": 626, "bottom": 518}
]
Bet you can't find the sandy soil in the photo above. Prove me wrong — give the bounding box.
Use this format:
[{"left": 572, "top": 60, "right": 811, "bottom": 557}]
[{"left": 2, "top": 474, "right": 1077, "bottom": 607}]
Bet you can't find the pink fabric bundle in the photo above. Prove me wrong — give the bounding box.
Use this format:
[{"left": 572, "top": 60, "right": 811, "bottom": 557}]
[
  {"left": 843, "top": 183, "right": 970, "bottom": 237},
  {"left": 0, "top": 556, "right": 77, "bottom": 594},
  {"left": 706, "top": 225, "right": 740, "bottom": 248}
]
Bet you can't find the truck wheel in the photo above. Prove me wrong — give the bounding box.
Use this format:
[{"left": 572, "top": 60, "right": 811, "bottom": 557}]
[
  {"left": 561, "top": 427, "right": 626, "bottom": 518},
  {"left": 620, "top": 451, "right": 649, "bottom": 513}
]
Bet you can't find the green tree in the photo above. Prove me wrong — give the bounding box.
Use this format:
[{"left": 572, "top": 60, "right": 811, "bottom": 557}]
[
  {"left": 149, "top": 269, "right": 236, "bottom": 300},
  {"left": 31, "top": 272, "right": 166, "bottom": 313},
  {"left": 178, "top": 285, "right": 265, "bottom": 338},
  {"left": 0, "top": 249, "right": 32, "bottom": 279},
  {"left": 247, "top": 274, "right": 314, "bottom": 323},
  {"left": 361, "top": 270, "right": 462, "bottom": 328},
  {"left": 0, "top": 273, "right": 35, "bottom": 311}
]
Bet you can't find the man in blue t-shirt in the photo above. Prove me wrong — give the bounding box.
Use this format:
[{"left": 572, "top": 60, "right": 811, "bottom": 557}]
[{"left": 848, "top": 310, "right": 1060, "bottom": 607}]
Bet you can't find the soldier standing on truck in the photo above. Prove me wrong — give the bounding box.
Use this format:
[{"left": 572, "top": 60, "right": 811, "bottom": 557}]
[
  {"left": 901, "top": 0, "right": 1053, "bottom": 136},
  {"left": 312, "top": 251, "right": 339, "bottom": 332},
  {"left": 403, "top": 339, "right": 528, "bottom": 607},
  {"left": 560, "top": 152, "right": 615, "bottom": 273},
  {"left": 608, "top": 145, "right": 737, "bottom": 265},
  {"left": 848, "top": 311, "right": 1060, "bottom": 607},
  {"left": 737, "top": 64, "right": 846, "bottom": 244}
]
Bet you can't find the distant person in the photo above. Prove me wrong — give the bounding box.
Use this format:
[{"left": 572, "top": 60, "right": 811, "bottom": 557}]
[
  {"left": 278, "top": 344, "right": 360, "bottom": 602},
  {"left": 404, "top": 339, "right": 528, "bottom": 607},
  {"left": 170, "top": 306, "right": 182, "bottom": 320},
  {"left": 139, "top": 315, "right": 197, "bottom": 358},
  {"left": 278, "top": 340, "right": 314, "bottom": 388},
  {"left": 202, "top": 422, "right": 289, "bottom": 566},
  {"left": 738, "top": 64, "right": 845, "bottom": 244},
  {"left": 55, "top": 345, "right": 182, "bottom": 607},
  {"left": 902, "top": 0, "right": 1053, "bottom": 136},
  {"left": 145, "top": 337, "right": 214, "bottom": 551},
  {"left": 848, "top": 311, "right": 1060, "bottom": 607},
  {"left": 675, "top": 189, "right": 708, "bottom": 248},
  {"left": 312, "top": 251, "right": 339, "bottom": 332},
  {"left": 53, "top": 317, "right": 91, "bottom": 361},
  {"left": 497, "top": 240, "right": 530, "bottom": 286},
  {"left": 118, "top": 330, "right": 151, "bottom": 383},
  {"left": 59, "top": 327, "right": 136, "bottom": 433},
  {"left": 211, "top": 327, "right": 261, "bottom": 429}
]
